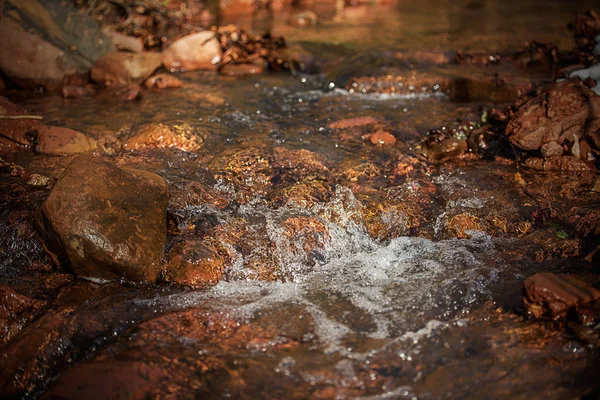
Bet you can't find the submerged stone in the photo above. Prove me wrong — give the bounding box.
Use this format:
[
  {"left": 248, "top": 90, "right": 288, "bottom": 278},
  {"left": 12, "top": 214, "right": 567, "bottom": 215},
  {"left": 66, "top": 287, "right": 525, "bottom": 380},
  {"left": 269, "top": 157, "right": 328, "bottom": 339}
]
[
  {"left": 424, "top": 137, "right": 468, "bottom": 162},
  {"left": 61, "top": 85, "right": 95, "bottom": 99},
  {"left": 143, "top": 73, "right": 184, "bottom": 90},
  {"left": 39, "top": 154, "right": 168, "bottom": 283},
  {"left": 164, "top": 239, "right": 225, "bottom": 287},
  {"left": 367, "top": 130, "right": 397, "bottom": 147},
  {"left": 35, "top": 125, "right": 97, "bottom": 155},
  {"left": 124, "top": 123, "right": 203, "bottom": 152},
  {"left": 0, "top": 97, "right": 39, "bottom": 153},
  {"left": 524, "top": 156, "right": 594, "bottom": 172}
]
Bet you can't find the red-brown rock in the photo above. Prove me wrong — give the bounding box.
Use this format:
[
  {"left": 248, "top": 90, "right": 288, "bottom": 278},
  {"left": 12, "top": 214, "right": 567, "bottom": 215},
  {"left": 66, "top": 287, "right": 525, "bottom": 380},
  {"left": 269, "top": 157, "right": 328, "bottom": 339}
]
[
  {"left": 62, "top": 85, "right": 95, "bottom": 99},
  {"left": 42, "top": 361, "right": 168, "bottom": 400},
  {"left": 524, "top": 156, "right": 594, "bottom": 172},
  {"left": 0, "top": 285, "right": 45, "bottom": 346},
  {"left": 143, "top": 73, "right": 184, "bottom": 90},
  {"left": 506, "top": 81, "right": 600, "bottom": 151},
  {"left": 164, "top": 240, "right": 225, "bottom": 287},
  {"left": 124, "top": 123, "right": 203, "bottom": 152},
  {"left": 39, "top": 154, "right": 168, "bottom": 283},
  {"left": 367, "top": 130, "right": 397, "bottom": 147},
  {"left": 35, "top": 125, "right": 97, "bottom": 155},
  {"left": 523, "top": 272, "right": 600, "bottom": 319},
  {"left": 328, "top": 116, "right": 379, "bottom": 130},
  {"left": 0, "top": 97, "right": 39, "bottom": 152}
]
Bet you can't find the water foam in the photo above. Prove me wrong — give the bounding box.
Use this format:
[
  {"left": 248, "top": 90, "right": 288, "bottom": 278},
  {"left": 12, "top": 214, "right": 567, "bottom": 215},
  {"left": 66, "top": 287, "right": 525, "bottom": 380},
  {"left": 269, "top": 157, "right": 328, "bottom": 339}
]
[{"left": 140, "top": 186, "right": 503, "bottom": 357}]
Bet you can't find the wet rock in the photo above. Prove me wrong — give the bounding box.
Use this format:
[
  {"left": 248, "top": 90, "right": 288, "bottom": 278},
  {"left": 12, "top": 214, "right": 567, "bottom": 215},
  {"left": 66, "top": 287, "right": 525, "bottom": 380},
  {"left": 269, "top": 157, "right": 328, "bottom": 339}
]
[
  {"left": 61, "top": 85, "right": 95, "bottom": 99},
  {"left": 272, "top": 147, "right": 329, "bottom": 180},
  {"left": 43, "top": 361, "right": 168, "bottom": 400},
  {"left": 277, "top": 216, "right": 330, "bottom": 267},
  {"left": 506, "top": 81, "right": 600, "bottom": 151},
  {"left": 524, "top": 156, "right": 594, "bottom": 172},
  {"left": 269, "top": 180, "right": 333, "bottom": 208},
  {"left": 366, "top": 130, "right": 396, "bottom": 147},
  {"left": 335, "top": 160, "right": 384, "bottom": 188},
  {"left": 0, "top": 97, "right": 39, "bottom": 151},
  {"left": 39, "top": 154, "right": 168, "bottom": 283},
  {"left": 124, "top": 123, "right": 203, "bottom": 152},
  {"left": 35, "top": 125, "right": 97, "bottom": 155},
  {"left": 0, "top": 285, "right": 45, "bottom": 346},
  {"left": 168, "top": 181, "right": 229, "bottom": 230},
  {"left": 0, "top": 18, "right": 87, "bottom": 90},
  {"left": 162, "top": 31, "right": 222, "bottom": 71},
  {"left": 328, "top": 116, "right": 379, "bottom": 130},
  {"left": 424, "top": 138, "right": 468, "bottom": 162},
  {"left": 113, "top": 84, "right": 143, "bottom": 101},
  {"left": 540, "top": 141, "right": 564, "bottom": 157},
  {"left": 209, "top": 147, "right": 274, "bottom": 203},
  {"left": 143, "top": 73, "right": 184, "bottom": 90},
  {"left": 361, "top": 197, "right": 422, "bottom": 241},
  {"left": 219, "top": 63, "right": 266, "bottom": 76},
  {"left": 101, "top": 28, "right": 144, "bottom": 53},
  {"left": 164, "top": 239, "right": 225, "bottom": 287},
  {"left": 523, "top": 272, "right": 600, "bottom": 319},
  {"left": 447, "top": 212, "right": 485, "bottom": 239},
  {"left": 91, "top": 51, "right": 162, "bottom": 86},
  {"left": 26, "top": 173, "right": 53, "bottom": 187}
]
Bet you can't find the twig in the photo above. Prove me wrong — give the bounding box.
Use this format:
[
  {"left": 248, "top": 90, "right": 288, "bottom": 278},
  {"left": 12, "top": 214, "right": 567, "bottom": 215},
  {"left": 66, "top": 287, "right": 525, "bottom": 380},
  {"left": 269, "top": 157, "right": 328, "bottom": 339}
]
[{"left": 0, "top": 115, "right": 43, "bottom": 120}]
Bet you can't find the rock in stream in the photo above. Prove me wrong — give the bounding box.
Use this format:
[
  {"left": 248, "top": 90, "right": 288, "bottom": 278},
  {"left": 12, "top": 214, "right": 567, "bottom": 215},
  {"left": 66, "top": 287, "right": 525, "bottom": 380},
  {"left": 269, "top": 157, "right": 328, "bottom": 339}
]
[{"left": 38, "top": 154, "right": 168, "bottom": 283}]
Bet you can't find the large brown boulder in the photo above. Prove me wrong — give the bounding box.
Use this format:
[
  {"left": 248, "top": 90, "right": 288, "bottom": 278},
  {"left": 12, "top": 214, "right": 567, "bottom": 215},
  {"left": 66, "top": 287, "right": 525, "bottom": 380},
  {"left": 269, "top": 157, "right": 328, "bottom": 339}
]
[
  {"left": 0, "top": 18, "right": 87, "bottom": 90},
  {"left": 162, "top": 31, "right": 221, "bottom": 71},
  {"left": 506, "top": 81, "right": 600, "bottom": 151},
  {"left": 39, "top": 154, "right": 168, "bottom": 283}
]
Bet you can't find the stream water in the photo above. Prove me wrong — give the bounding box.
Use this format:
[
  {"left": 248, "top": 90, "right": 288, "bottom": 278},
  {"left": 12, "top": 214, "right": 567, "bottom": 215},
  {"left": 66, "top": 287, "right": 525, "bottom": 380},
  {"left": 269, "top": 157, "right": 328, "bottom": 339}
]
[{"left": 1, "top": 0, "right": 600, "bottom": 398}]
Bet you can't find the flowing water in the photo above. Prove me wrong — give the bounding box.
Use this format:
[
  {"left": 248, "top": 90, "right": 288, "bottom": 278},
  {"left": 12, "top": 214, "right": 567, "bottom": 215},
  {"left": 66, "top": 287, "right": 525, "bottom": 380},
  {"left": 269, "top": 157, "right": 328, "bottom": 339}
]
[{"left": 2, "top": 0, "right": 600, "bottom": 398}]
